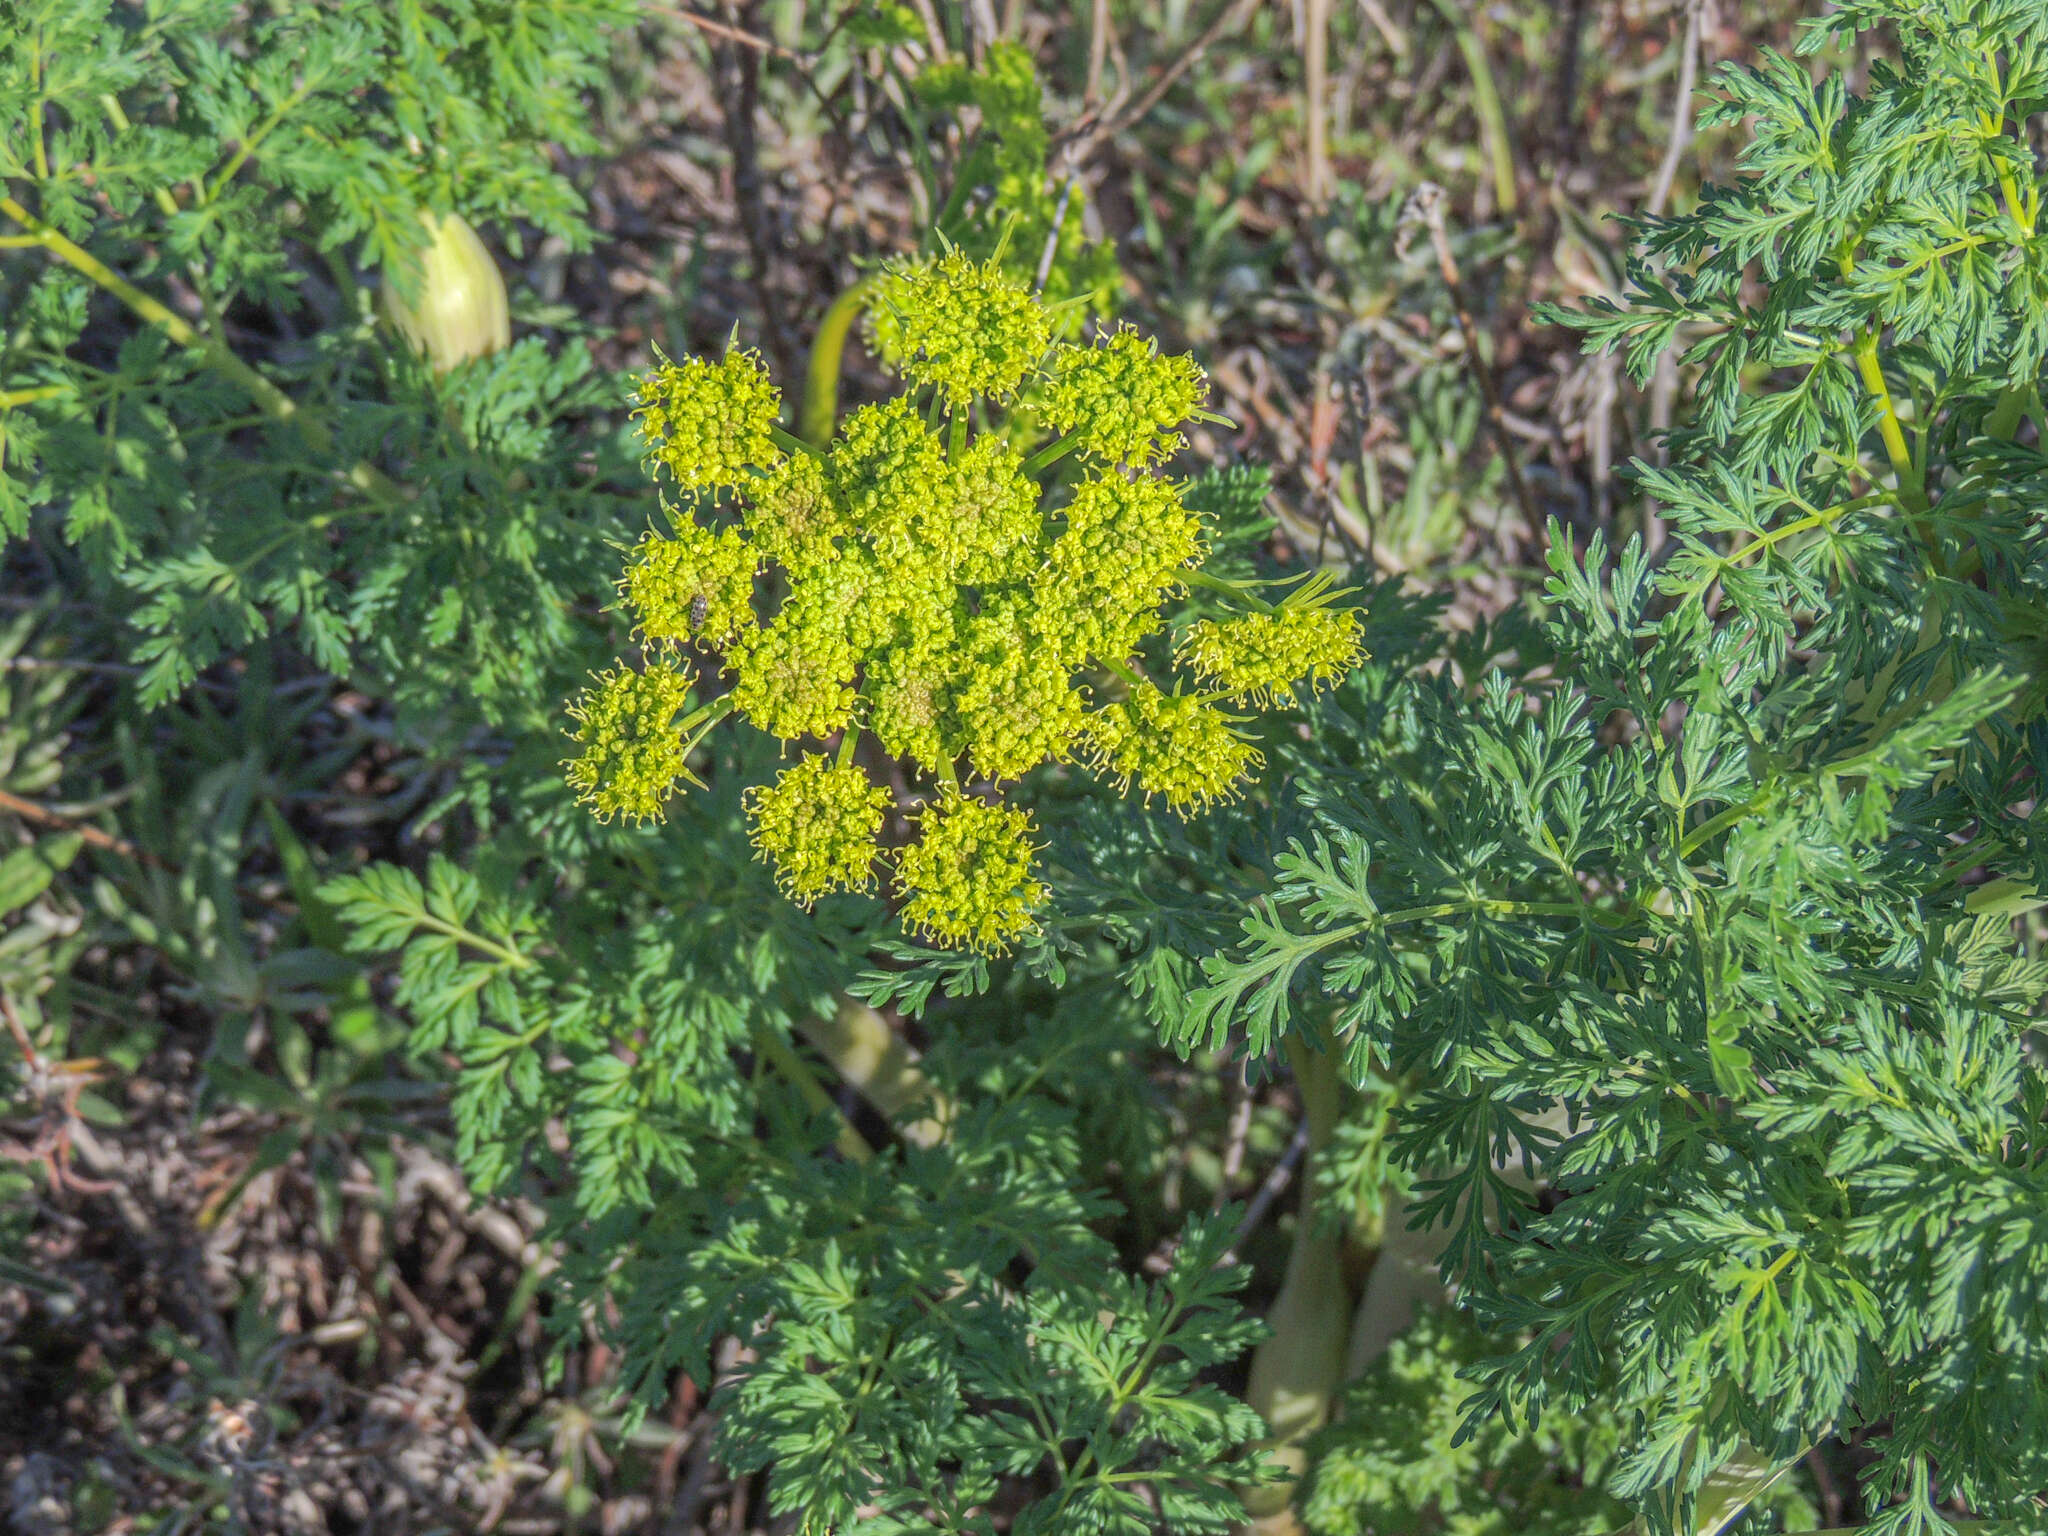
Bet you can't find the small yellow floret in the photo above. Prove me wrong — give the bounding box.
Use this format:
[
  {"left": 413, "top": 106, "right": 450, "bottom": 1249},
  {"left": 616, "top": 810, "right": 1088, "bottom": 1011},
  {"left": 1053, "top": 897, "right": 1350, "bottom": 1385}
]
[
  {"left": 885, "top": 249, "right": 1054, "bottom": 408},
  {"left": 619, "top": 520, "right": 759, "bottom": 646},
  {"left": 746, "top": 454, "right": 848, "bottom": 568},
  {"left": 1039, "top": 475, "right": 1202, "bottom": 664},
  {"left": 1041, "top": 326, "right": 1208, "bottom": 467},
  {"left": 1086, "top": 683, "right": 1262, "bottom": 815},
  {"left": 635, "top": 345, "right": 783, "bottom": 491},
  {"left": 831, "top": 398, "right": 949, "bottom": 554},
  {"left": 953, "top": 604, "right": 1086, "bottom": 782},
  {"left": 730, "top": 609, "right": 859, "bottom": 740},
  {"left": 1179, "top": 606, "right": 1364, "bottom": 705}
]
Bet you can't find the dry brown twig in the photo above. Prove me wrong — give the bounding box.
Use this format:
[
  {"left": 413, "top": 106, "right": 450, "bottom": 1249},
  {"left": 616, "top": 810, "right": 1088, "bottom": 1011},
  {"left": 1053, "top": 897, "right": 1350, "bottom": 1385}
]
[
  {"left": 1303, "top": 0, "right": 1332, "bottom": 204},
  {"left": 0, "top": 989, "right": 115, "bottom": 1197},
  {"left": 0, "top": 785, "right": 157, "bottom": 865}
]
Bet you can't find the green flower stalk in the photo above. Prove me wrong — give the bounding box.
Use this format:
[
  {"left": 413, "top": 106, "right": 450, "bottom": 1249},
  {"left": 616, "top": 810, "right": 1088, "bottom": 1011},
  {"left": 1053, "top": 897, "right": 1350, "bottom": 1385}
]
[{"left": 564, "top": 251, "right": 1367, "bottom": 951}]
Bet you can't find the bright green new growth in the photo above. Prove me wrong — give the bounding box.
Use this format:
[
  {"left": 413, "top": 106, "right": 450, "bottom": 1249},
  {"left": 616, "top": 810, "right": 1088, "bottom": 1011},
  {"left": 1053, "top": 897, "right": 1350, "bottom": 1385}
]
[{"left": 566, "top": 252, "right": 1366, "bottom": 951}]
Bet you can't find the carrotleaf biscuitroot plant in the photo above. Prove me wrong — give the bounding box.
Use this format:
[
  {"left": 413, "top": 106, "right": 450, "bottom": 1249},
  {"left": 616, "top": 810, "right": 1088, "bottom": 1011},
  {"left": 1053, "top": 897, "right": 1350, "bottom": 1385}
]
[{"left": 564, "top": 252, "right": 1364, "bottom": 952}]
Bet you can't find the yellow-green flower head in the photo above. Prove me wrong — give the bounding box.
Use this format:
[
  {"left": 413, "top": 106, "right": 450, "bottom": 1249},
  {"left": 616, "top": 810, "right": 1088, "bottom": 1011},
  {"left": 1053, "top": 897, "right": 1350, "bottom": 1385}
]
[
  {"left": 746, "top": 453, "right": 848, "bottom": 568},
  {"left": 954, "top": 606, "right": 1086, "bottom": 782},
  {"left": 730, "top": 610, "right": 859, "bottom": 740},
  {"left": 563, "top": 659, "right": 698, "bottom": 824},
  {"left": 866, "top": 638, "right": 962, "bottom": 772},
  {"left": 830, "top": 398, "right": 948, "bottom": 553},
  {"left": 619, "top": 520, "right": 759, "bottom": 647},
  {"left": 1087, "top": 683, "right": 1262, "bottom": 815},
  {"left": 886, "top": 249, "right": 1053, "bottom": 408},
  {"left": 939, "top": 435, "right": 1043, "bottom": 583},
  {"left": 1039, "top": 475, "right": 1202, "bottom": 664},
  {"left": 895, "top": 793, "right": 1047, "bottom": 954},
  {"left": 1179, "top": 606, "right": 1364, "bottom": 705},
  {"left": 744, "top": 755, "right": 890, "bottom": 902},
  {"left": 1041, "top": 326, "right": 1208, "bottom": 467},
  {"left": 635, "top": 344, "right": 784, "bottom": 491}
]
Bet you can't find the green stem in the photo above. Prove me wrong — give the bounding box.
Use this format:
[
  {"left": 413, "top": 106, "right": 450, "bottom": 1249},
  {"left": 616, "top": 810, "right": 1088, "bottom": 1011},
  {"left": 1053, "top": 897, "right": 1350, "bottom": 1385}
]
[
  {"left": 1183, "top": 567, "right": 1278, "bottom": 615},
  {"left": 0, "top": 194, "right": 406, "bottom": 505},
  {"left": 800, "top": 276, "right": 876, "bottom": 447},
  {"left": 1428, "top": 0, "right": 1516, "bottom": 216},
  {"left": 795, "top": 999, "right": 953, "bottom": 1149},
  {"left": 1835, "top": 248, "right": 1925, "bottom": 515},
  {"left": 1022, "top": 427, "right": 1089, "bottom": 478},
  {"left": 1241, "top": 1038, "right": 1352, "bottom": 1521},
  {"left": 750, "top": 1024, "right": 874, "bottom": 1163},
  {"left": 1984, "top": 383, "right": 2028, "bottom": 443},
  {"left": 0, "top": 386, "right": 64, "bottom": 409}
]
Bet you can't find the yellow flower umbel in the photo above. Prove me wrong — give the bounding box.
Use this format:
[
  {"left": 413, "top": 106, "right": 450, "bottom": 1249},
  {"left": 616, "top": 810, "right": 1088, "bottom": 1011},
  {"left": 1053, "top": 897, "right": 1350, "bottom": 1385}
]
[
  {"left": 566, "top": 252, "right": 1367, "bottom": 951},
  {"left": 1087, "top": 683, "right": 1264, "bottom": 815},
  {"left": 1179, "top": 605, "right": 1363, "bottom": 706},
  {"left": 634, "top": 344, "right": 785, "bottom": 492}
]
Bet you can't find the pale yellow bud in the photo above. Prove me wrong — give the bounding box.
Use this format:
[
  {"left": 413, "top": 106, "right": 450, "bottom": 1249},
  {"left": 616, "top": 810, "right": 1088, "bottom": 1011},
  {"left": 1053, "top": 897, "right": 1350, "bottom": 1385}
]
[{"left": 380, "top": 212, "right": 510, "bottom": 373}]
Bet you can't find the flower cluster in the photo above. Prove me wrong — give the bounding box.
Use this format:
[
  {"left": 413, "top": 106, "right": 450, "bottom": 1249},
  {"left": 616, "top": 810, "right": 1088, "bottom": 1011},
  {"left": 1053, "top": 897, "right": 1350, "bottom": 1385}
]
[{"left": 565, "top": 252, "right": 1367, "bottom": 952}]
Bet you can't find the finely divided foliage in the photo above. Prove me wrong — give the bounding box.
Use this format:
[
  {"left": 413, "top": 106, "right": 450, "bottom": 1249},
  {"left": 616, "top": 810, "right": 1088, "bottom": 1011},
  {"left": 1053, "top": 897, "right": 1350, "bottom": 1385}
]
[
  {"left": 1, "top": 0, "right": 634, "bottom": 720},
  {"left": 1170, "top": 2, "right": 2048, "bottom": 1530}
]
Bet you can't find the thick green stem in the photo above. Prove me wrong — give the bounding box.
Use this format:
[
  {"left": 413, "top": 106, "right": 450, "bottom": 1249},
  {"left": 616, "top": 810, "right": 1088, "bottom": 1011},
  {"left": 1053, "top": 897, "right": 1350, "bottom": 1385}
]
[
  {"left": 799, "top": 277, "right": 875, "bottom": 447},
  {"left": 1241, "top": 1039, "right": 1353, "bottom": 1526},
  {"left": 795, "top": 998, "right": 953, "bottom": 1149},
  {"left": 1835, "top": 249, "right": 1925, "bottom": 515},
  {"left": 750, "top": 1024, "right": 874, "bottom": 1163}
]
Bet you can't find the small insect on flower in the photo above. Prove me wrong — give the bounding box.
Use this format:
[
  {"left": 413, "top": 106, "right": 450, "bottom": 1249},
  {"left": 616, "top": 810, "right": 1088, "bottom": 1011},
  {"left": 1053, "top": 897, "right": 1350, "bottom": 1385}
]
[{"left": 690, "top": 592, "right": 710, "bottom": 633}]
